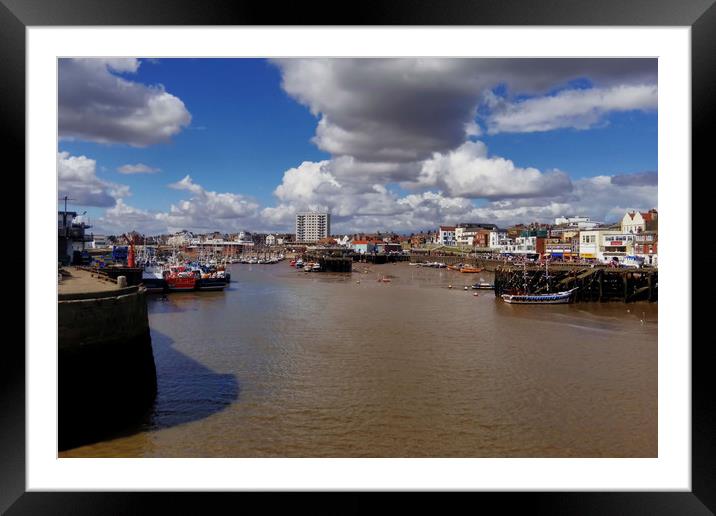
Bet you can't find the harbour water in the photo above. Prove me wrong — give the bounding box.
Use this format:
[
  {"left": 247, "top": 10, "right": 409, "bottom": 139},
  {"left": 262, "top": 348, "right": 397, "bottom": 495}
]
[{"left": 60, "top": 262, "right": 657, "bottom": 458}]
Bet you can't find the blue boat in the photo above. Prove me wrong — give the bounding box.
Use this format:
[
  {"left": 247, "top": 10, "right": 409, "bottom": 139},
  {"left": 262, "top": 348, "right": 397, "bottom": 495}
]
[{"left": 501, "top": 288, "right": 578, "bottom": 304}]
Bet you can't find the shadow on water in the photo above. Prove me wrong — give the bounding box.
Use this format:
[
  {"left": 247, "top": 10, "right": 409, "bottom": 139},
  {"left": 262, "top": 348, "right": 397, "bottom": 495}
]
[
  {"left": 60, "top": 329, "right": 239, "bottom": 451},
  {"left": 143, "top": 329, "right": 239, "bottom": 431}
]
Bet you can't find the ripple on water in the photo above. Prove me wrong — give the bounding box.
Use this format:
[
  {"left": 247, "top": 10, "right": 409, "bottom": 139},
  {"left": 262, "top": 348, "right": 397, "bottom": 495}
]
[{"left": 60, "top": 263, "right": 657, "bottom": 458}]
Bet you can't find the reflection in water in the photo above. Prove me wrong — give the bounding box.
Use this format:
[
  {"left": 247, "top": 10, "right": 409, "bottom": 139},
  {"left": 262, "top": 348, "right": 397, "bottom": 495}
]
[{"left": 61, "top": 263, "right": 657, "bottom": 458}]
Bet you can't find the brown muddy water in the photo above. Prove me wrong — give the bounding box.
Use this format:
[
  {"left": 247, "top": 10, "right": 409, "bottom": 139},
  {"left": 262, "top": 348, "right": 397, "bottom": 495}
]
[{"left": 61, "top": 262, "right": 657, "bottom": 457}]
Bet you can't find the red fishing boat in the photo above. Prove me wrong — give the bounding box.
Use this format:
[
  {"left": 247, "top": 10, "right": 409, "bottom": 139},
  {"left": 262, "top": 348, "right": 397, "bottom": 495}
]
[{"left": 164, "top": 266, "right": 196, "bottom": 291}]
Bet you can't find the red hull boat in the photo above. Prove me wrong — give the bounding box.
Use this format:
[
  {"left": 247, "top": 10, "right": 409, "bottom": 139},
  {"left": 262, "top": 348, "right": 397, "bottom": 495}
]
[{"left": 165, "top": 266, "right": 197, "bottom": 291}]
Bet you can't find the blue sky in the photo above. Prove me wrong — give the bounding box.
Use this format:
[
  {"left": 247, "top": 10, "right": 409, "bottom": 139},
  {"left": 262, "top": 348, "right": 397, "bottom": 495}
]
[
  {"left": 59, "top": 59, "right": 328, "bottom": 210},
  {"left": 478, "top": 111, "right": 657, "bottom": 178},
  {"left": 57, "top": 58, "right": 658, "bottom": 235}
]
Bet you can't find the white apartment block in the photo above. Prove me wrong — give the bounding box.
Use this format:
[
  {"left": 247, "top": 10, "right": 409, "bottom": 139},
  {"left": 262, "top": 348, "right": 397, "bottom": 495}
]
[
  {"left": 500, "top": 235, "right": 537, "bottom": 255},
  {"left": 455, "top": 227, "right": 476, "bottom": 247},
  {"left": 296, "top": 212, "right": 331, "bottom": 243},
  {"left": 436, "top": 225, "right": 456, "bottom": 246},
  {"left": 489, "top": 229, "right": 508, "bottom": 249}
]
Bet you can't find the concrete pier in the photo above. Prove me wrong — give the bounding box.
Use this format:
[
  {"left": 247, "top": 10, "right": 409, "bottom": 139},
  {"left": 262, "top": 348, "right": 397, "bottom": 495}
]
[{"left": 58, "top": 268, "right": 157, "bottom": 450}]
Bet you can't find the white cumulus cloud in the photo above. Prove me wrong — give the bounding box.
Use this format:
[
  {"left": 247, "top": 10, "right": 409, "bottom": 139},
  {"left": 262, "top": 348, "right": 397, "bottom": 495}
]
[
  {"left": 117, "top": 163, "right": 161, "bottom": 174},
  {"left": 59, "top": 58, "right": 192, "bottom": 147},
  {"left": 485, "top": 84, "right": 658, "bottom": 134},
  {"left": 58, "top": 151, "right": 130, "bottom": 207},
  {"left": 415, "top": 141, "right": 573, "bottom": 200},
  {"left": 163, "top": 175, "right": 261, "bottom": 231}
]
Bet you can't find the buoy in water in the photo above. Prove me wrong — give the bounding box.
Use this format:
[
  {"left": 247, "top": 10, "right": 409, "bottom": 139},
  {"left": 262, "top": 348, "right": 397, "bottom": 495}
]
[
  {"left": 448, "top": 285, "right": 452, "bottom": 289},
  {"left": 473, "top": 293, "right": 478, "bottom": 296},
  {"left": 464, "top": 286, "right": 468, "bottom": 290}
]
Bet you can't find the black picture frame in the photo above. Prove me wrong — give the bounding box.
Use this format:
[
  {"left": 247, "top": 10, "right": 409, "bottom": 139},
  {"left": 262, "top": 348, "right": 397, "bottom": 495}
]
[{"left": 4, "top": 1, "right": 711, "bottom": 513}]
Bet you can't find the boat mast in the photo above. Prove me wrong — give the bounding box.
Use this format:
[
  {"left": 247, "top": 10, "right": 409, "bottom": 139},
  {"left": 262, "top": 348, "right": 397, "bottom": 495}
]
[{"left": 545, "top": 256, "right": 550, "bottom": 293}]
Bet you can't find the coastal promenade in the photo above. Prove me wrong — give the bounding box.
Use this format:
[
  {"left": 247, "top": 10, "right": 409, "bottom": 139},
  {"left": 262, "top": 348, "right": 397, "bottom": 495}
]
[{"left": 58, "top": 267, "right": 122, "bottom": 294}]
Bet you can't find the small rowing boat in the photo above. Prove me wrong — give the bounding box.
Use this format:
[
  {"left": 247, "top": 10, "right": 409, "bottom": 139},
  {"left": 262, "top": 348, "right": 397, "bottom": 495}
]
[{"left": 460, "top": 266, "right": 482, "bottom": 273}]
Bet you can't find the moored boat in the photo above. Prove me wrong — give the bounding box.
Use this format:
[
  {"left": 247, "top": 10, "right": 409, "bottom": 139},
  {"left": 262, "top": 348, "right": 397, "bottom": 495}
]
[
  {"left": 501, "top": 288, "right": 578, "bottom": 304},
  {"left": 196, "top": 276, "right": 228, "bottom": 291},
  {"left": 141, "top": 264, "right": 167, "bottom": 293},
  {"left": 472, "top": 282, "right": 495, "bottom": 290},
  {"left": 460, "top": 266, "right": 483, "bottom": 273},
  {"left": 165, "top": 266, "right": 196, "bottom": 291}
]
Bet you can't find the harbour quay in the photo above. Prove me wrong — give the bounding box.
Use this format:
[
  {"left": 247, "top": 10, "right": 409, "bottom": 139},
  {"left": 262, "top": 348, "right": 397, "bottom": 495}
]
[
  {"left": 299, "top": 248, "right": 410, "bottom": 272},
  {"left": 58, "top": 267, "right": 157, "bottom": 450}
]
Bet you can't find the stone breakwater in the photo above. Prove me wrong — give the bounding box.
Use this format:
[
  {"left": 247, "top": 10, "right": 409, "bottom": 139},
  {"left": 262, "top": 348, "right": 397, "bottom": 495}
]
[{"left": 58, "top": 285, "right": 157, "bottom": 450}]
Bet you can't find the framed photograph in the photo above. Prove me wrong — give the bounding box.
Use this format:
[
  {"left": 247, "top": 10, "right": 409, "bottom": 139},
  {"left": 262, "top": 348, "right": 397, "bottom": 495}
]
[{"left": 5, "top": 0, "right": 711, "bottom": 513}]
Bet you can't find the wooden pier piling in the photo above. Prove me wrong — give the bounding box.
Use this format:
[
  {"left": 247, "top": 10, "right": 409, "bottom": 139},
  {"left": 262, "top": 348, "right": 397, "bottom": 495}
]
[{"left": 494, "top": 265, "right": 657, "bottom": 303}]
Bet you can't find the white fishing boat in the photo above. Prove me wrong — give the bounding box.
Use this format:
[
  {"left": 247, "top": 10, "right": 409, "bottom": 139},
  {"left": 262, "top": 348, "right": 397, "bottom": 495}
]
[{"left": 141, "top": 263, "right": 166, "bottom": 293}]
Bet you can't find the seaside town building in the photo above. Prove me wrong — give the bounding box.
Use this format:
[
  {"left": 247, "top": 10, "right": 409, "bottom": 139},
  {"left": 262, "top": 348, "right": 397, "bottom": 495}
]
[
  {"left": 436, "top": 225, "right": 456, "bottom": 246},
  {"left": 578, "top": 228, "right": 610, "bottom": 261},
  {"left": 545, "top": 238, "right": 575, "bottom": 261},
  {"left": 454, "top": 223, "right": 499, "bottom": 248},
  {"left": 489, "top": 229, "right": 509, "bottom": 250},
  {"left": 634, "top": 231, "right": 658, "bottom": 266},
  {"left": 621, "top": 209, "right": 658, "bottom": 234},
  {"left": 350, "top": 240, "right": 377, "bottom": 254},
  {"left": 597, "top": 231, "right": 636, "bottom": 264},
  {"left": 295, "top": 211, "right": 331, "bottom": 243},
  {"left": 409, "top": 231, "right": 433, "bottom": 247},
  {"left": 498, "top": 229, "right": 547, "bottom": 257}
]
